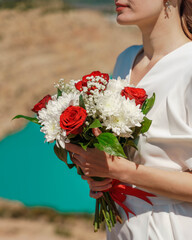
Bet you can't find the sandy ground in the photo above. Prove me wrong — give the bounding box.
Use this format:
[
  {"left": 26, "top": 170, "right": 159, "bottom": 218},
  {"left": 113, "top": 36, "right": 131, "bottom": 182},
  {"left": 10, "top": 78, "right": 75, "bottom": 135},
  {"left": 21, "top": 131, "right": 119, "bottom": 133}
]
[
  {"left": 0, "top": 219, "right": 106, "bottom": 240},
  {"left": 0, "top": 198, "right": 106, "bottom": 240},
  {"left": 0, "top": 8, "right": 142, "bottom": 140}
]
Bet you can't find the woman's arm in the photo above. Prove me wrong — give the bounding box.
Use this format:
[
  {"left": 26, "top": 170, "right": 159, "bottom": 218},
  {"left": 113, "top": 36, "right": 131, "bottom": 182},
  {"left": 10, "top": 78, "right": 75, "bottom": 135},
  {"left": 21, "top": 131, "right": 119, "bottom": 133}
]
[
  {"left": 113, "top": 160, "right": 192, "bottom": 202},
  {"left": 66, "top": 143, "right": 192, "bottom": 203}
]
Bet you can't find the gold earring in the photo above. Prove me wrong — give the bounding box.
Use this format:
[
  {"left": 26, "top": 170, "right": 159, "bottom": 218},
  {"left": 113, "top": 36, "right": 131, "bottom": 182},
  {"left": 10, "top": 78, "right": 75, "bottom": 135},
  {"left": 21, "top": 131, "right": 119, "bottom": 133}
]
[{"left": 164, "top": 0, "right": 171, "bottom": 18}]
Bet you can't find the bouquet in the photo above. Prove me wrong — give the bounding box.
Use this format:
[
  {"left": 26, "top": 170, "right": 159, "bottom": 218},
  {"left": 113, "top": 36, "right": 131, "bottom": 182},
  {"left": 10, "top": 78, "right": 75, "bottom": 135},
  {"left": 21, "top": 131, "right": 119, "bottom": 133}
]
[{"left": 13, "top": 71, "right": 155, "bottom": 232}]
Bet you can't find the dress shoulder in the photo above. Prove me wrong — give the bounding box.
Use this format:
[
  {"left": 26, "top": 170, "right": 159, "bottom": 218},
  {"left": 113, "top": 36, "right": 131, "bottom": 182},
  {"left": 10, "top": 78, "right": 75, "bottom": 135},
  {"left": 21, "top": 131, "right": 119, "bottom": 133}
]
[{"left": 113, "top": 45, "right": 143, "bottom": 79}]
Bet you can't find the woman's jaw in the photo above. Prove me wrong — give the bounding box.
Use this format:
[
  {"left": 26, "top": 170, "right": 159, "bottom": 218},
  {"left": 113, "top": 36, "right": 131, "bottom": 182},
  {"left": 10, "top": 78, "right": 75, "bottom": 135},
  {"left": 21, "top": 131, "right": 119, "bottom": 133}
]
[{"left": 114, "top": 0, "right": 164, "bottom": 27}]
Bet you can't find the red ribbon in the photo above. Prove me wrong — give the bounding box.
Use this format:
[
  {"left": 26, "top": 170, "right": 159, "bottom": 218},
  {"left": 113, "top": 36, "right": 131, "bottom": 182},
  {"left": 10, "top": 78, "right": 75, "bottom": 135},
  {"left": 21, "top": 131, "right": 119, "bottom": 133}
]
[{"left": 107, "top": 180, "right": 156, "bottom": 219}]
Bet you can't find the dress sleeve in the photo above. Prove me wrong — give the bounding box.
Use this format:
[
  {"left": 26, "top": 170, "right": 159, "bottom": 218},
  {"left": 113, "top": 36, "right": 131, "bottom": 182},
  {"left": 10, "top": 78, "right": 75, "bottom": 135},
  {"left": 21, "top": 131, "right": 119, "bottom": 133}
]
[
  {"left": 112, "top": 54, "right": 122, "bottom": 79},
  {"left": 112, "top": 45, "right": 143, "bottom": 79}
]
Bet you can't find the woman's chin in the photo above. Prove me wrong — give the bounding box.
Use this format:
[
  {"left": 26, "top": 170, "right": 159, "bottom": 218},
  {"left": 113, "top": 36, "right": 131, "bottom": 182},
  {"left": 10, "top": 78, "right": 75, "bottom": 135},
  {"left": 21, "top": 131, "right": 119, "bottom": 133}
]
[{"left": 116, "top": 16, "right": 136, "bottom": 25}]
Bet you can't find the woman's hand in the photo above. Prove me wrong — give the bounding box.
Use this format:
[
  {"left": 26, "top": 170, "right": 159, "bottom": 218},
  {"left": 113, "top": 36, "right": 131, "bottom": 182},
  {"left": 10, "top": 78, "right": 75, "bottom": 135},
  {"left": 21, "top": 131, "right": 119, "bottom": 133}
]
[
  {"left": 81, "top": 176, "right": 113, "bottom": 199},
  {"left": 66, "top": 128, "right": 125, "bottom": 179}
]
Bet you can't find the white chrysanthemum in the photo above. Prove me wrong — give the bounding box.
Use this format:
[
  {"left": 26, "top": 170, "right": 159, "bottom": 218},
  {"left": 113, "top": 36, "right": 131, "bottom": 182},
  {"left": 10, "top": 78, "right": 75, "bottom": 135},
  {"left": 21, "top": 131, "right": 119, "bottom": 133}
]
[
  {"left": 94, "top": 91, "right": 119, "bottom": 119},
  {"left": 95, "top": 91, "right": 144, "bottom": 137},
  {"left": 106, "top": 76, "right": 132, "bottom": 94},
  {"left": 82, "top": 77, "right": 129, "bottom": 118},
  {"left": 38, "top": 92, "right": 80, "bottom": 148}
]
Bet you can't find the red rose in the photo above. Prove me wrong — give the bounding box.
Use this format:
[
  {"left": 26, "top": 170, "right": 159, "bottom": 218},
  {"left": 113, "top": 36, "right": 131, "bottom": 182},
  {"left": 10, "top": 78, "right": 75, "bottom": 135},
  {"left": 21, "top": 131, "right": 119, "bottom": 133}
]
[
  {"left": 60, "top": 106, "right": 87, "bottom": 135},
  {"left": 82, "top": 71, "right": 109, "bottom": 83},
  {"left": 75, "top": 71, "right": 109, "bottom": 95},
  {"left": 121, "top": 87, "right": 148, "bottom": 106},
  {"left": 75, "top": 81, "right": 83, "bottom": 92},
  {"left": 32, "top": 95, "right": 52, "bottom": 113}
]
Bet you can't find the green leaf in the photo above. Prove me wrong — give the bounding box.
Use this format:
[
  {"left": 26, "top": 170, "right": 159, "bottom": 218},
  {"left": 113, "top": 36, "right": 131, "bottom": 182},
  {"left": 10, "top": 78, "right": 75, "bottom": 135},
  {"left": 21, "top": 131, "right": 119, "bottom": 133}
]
[
  {"left": 140, "top": 117, "right": 152, "bottom": 133},
  {"left": 127, "top": 140, "right": 138, "bottom": 150},
  {"left": 94, "top": 133, "right": 127, "bottom": 158},
  {"left": 54, "top": 144, "right": 75, "bottom": 169},
  {"left": 132, "top": 126, "right": 142, "bottom": 139},
  {"left": 79, "top": 95, "right": 86, "bottom": 109},
  {"left": 89, "top": 119, "right": 102, "bottom": 129},
  {"left": 57, "top": 88, "right": 62, "bottom": 98},
  {"left": 79, "top": 142, "right": 89, "bottom": 151},
  {"left": 82, "top": 119, "right": 102, "bottom": 137},
  {"left": 142, "top": 93, "right": 156, "bottom": 115},
  {"left": 12, "top": 115, "right": 40, "bottom": 125}
]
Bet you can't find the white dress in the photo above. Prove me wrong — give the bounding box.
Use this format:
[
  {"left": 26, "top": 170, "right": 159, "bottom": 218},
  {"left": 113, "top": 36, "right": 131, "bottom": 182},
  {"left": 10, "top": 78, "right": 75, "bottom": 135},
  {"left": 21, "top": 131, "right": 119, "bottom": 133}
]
[{"left": 107, "top": 42, "right": 192, "bottom": 240}]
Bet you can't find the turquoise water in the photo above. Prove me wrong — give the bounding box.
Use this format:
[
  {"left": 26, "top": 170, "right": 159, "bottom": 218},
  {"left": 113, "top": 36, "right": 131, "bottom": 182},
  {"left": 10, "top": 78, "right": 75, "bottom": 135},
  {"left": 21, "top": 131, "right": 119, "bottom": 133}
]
[{"left": 0, "top": 123, "right": 95, "bottom": 213}]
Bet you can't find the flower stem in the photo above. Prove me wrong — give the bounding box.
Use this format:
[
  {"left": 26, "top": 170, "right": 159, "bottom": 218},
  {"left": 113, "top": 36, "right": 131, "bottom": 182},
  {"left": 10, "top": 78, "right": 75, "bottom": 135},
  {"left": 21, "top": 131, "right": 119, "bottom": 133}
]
[
  {"left": 105, "top": 192, "right": 123, "bottom": 224},
  {"left": 100, "top": 197, "right": 112, "bottom": 232},
  {"left": 110, "top": 209, "right": 115, "bottom": 227},
  {"left": 94, "top": 199, "right": 100, "bottom": 232},
  {"left": 103, "top": 192, "right": 117, "bottom": 227}
]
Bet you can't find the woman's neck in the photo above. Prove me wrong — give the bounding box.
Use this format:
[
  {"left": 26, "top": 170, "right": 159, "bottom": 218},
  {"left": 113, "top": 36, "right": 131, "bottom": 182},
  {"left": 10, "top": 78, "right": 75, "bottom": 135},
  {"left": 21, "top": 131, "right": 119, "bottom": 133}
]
[{"left": 138, "top": 7, "right": 191, "bottom": 60}]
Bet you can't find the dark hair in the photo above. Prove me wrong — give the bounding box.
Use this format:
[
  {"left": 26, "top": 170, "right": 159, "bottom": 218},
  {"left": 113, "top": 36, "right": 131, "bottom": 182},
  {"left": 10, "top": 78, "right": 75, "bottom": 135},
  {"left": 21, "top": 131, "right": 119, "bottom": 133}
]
[{"left": 180, "top": 0, "right": 192, "bottom": 40}]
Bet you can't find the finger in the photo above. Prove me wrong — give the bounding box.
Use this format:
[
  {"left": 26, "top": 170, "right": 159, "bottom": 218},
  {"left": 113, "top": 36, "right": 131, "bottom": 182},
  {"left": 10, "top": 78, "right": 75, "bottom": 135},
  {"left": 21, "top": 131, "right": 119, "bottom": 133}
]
[
  {"left": 69, "top": 152, "right": 76, "bottom": 163},
  {"left": 89, "top": 183, "right": 112, "bottom": 192},
  {"left": 81, "top": 175, "right": 93, "bottom": 181},
  {"left": 71, "top": 157, "right": 84, "bottom": 168},
  {"left": 65, "top": 143, "right": 86, "bottom": 156},
  {"left": 72, "top": 154, "right": 87, "bottom": 167},
  {"left": 90, "top": 190, "right": 103, "bottom": 199},
  {"left": 69, "top": 152, "right": 79, "bottom": 161},
  {"left": 92, "top": 128, "right": 102, "bottom": 137},
  {"left": 90, "top": 178, "right": 112, "bottom": 187}
]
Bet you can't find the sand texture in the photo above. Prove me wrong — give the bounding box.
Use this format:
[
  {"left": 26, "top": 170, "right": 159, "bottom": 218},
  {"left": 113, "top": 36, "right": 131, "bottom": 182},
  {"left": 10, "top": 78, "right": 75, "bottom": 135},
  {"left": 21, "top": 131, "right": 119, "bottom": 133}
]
[{"left": 0, "top": 198, "right": 106, "bottom": 240}]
